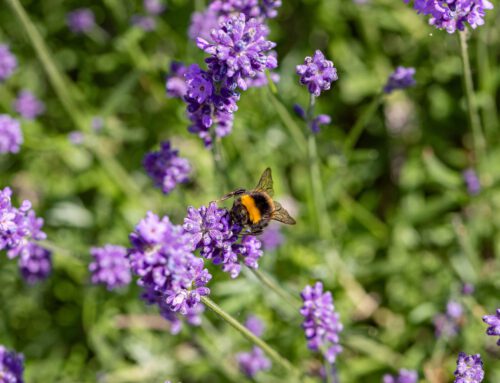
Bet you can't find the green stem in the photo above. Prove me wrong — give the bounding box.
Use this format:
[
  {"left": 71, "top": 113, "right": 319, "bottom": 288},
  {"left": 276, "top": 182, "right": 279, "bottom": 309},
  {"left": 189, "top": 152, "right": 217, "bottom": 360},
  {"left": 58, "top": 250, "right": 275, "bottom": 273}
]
[
  {"left": 211, "top": 131, "right": 227, "bottom": 195},
  {"left": 249, "top": 268, "right": 302, "bottom": 310},
  {"left": 343, "top": 95, "right": 382, "bottom": 156},
  {"left": 458, "top": 31, "right": 485, "bottom": 158},
  {"left": 200, "top": 296, "right": 300, "bottom": 378},
  {"left": 306, "top": 95, "right": 332, "bottom": 239},
  {"left": 6, "top": 0, "right": 147, "bottom": 208}
]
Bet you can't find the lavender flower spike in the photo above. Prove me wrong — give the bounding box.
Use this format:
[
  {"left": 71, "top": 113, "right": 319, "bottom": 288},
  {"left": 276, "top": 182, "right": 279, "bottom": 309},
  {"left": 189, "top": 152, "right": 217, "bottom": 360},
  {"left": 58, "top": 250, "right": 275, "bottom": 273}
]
[
  {"left": 296, "top": 50, "right": 338, "bottom": 97},
  {"left": 0, "top": 114, "right": 23, "bottom": 154},
  {"left": 89, "top": 244, "right": 131, "bottom": 290},
  {"left": 197, "top": 13, "right": 277, "bottom": 90},
  {"left": 482, "top": 308, "right": 500, "bottom": 345},
  {"left": 384, "top": 66, "right": 416, "bottom": 94},
  {"left": 14, "top": 90, "right": 45, "bottom": 120},
  {"left": 143, "top": 141, "right": 191, "bottom": 194},
  {"left": 166, "top": 62, "right": 188, "bottom": 99},
  {"left": 300, "top": 282, "right": 343, "bottom": 363},
  {"left": 0, "top": 44, "right": 17, "bottom": 81},
  {"left": 0, "top": 345, "right": 25, "bottom": 383},
  {"left": 454, "top": 352, "right": 484, "bottom": 383},
  {"left": 18, "top": 243, "right": 52, "bottom": 284},
  {"left": 236, "top": 315, "right": 271, "bottom": 377},
  {"left": 383, "top": 369, "right": 418, "bottom": 383}
]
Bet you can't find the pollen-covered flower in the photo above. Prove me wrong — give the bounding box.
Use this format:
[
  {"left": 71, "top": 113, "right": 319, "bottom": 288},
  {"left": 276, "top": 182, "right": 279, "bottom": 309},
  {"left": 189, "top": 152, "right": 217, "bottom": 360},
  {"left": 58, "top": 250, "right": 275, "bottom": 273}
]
[
  {"left": 67, "top": 8, "right": 95, "bottom": 33},
  {"left": 14, "top": 90, "right": 45, "bottom": 120},
  {"left": 0, "top": 345, "right": 24, "bottom": 383},
  {"left": 0, "top": 44, "right": 17, "bottom": 81},
  {"left": 384, "top": 66, "right": 416, "bottom": 94},
  {"left": 128, "top": 212, "right": 211, "bottom": 328},
  {"left": 0, "top": 114, "right": 23, "bottom": 154},
  {"left": 404, "top": 0, "right": 494, "bottom": 33},
  {"left": 143, "top": 141, "right": 191, "bottom": 195},
  {"left": 197, "top": 13, "right": 277, "bottom": 90},
  {"left": 89, "top": 245, "right": 131, "bottom": 290},
  {"left": 482, "top": 308, "right": 500, "bottom": 345},
  {"left": 300, "top": 282, "right": 343, "bottom": 364},
  {"left": 18, "top": 243, "right": 52, "bottom": 284},
  {"left": 454, "top": 352, "right": 484, "bottom": 383},
  {"left": 383, "top": 369, "right": 418, "bottom": 383},
  {"left": 296, "top": 50, "right": 338, "bottom": 97}
]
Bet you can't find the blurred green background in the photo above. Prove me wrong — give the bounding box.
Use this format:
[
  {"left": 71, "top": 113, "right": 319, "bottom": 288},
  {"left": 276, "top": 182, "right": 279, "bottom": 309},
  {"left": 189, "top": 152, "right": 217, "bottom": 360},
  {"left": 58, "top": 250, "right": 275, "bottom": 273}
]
[{"left": 0, "top": 0, "right": 499, "bottom": 382}]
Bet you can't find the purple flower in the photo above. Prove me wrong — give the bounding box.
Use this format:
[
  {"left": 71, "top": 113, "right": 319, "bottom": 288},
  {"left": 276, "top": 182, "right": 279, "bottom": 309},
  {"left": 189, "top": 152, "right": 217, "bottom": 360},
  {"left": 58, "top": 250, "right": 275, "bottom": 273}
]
[
  {"left": 447, "top": 300, "right": 463, "bottom": 319},
  {"left": 482, "top": 308, "right": 500, "bottom": 345},
  {"left": 259, "top": 223, "right": 283, "bottom": 251},
  {"left": 128, "top": 212, "right": 211, "bottom": 328},
  {"left": 404, "top": 0, "right": 494, "bottom": 33},
  {"left": 300, "top": 282, "right": 343, "bottom": 364},
  {"left": 144, "top": 0, "right": 166, "bottom": 15},
  {"left": 185, "top": 64, "right": 214, "bottom": 104},
  {"left": 14, "top": 90, "right": 45, "bottom": 120},
  {"left": 454, "top": 352, "right": 484, "bottom": 383},
  {"left": 310, "top": 114, "right": 332, "bottom": 134},
  {"left": 67, "top": 8, "right": 95, "bottom": 34},
  {"left": 296, "top": 50, "right": 338, "bottom": 97},
  {"left": 143, "top": 141, "right": 191, "bottom": 195},
  {"left": 0, "top": 345, "right": 24, "bottom": 383},
  {"left": 131, "top": 15, "right": 157, "bottom": 31},
  {"left": 188, "top": 8, "right": 220, "bottom": 41},
  {"left": 166, "top": 62, "right": 188, "bottom": 99},
  {"left": 383, "top": 369, "right": 418, "bottom": 383},
  {"left": 18, "top": 243, "right": 52, "bottom": 284},
  {"left": 0, "top": 114, "right": 22, "bottom": 154},
  {"left": 461, "top": 283, "right": 474, "bottom": 295},
  {"left": 68, "top": 131, "right": 85, "bottom": 145},
  {"left": 237, "top": 346, "right": 271, "bottom": 377},
  {"left": 0, "top": 44, "right": 17, "bottom": 81},
  {"left": 434, "top": 299, "right": 463, "bottom": 338},
  {"left": 89, "top": 245, "right": 131, "bottom": 290},
  {"left": 384, "top": 66, "right": 416, "bottom": 94},
  {"left": 245, "top": 315, "right": 265, "bottom": 337},
  {"left": 209, "top": 0, "right": 282, "bottom": 21},
  {"left": 197, "top": 13, "right": 277, "bottom": 90},
  {"left": 183, "top": 203, "right": 265, "bottom": 278},
  {"left": 91, "top": 116, "right": 104, "bottom": 132},
  {"left": 463, "top": 168, "right": 481, "bottom": 195}
]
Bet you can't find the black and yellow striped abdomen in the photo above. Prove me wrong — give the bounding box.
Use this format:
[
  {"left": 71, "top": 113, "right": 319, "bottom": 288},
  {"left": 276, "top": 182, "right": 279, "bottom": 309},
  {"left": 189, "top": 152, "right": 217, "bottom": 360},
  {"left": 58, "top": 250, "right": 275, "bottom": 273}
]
[{"left": 240, "top": 193, "right": 274, "bottom": 224}]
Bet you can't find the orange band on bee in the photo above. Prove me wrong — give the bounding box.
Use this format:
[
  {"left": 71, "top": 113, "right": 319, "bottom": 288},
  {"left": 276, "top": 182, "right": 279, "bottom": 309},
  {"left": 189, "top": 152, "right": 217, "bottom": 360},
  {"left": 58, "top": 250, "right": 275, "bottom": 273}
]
[{"left": 241, "top": 195, "right": 262, "bottom": 224}]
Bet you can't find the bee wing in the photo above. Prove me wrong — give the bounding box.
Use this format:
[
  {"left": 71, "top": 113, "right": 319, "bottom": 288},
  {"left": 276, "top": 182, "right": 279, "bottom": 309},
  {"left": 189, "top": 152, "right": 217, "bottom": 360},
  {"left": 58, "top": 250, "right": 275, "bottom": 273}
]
[
  {"left": 254, "top": 168, "right": 274, "bottom": 197},
  {"left": 271, "top": 201, "right": 296, "bottom": 225}
]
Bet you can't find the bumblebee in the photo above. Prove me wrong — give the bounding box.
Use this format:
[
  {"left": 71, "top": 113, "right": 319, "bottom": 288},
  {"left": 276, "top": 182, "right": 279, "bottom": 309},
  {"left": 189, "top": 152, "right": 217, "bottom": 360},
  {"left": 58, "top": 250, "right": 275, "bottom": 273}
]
[{"left": 220, "top": 168, "right": 296, "bottom": 235}]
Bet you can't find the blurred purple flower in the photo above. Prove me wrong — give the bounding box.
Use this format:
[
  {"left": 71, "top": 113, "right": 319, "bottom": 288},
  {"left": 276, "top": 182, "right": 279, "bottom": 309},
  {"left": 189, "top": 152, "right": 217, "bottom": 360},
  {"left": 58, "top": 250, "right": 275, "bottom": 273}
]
[
  {"left": 67, "top": 8, "right": 95, "bottom": 34},
  {"left": 14, "top": 90, "right": 45, "bottom": 120},
  {"left": 310, "top": 114, "right": 332, "bottom": 134},
  {"left": 403, "top": 0, "right": 494, "bottom": 33},
  {"left": 296, "top": 50, "right": 338, "bottom": 97},
  {"left": 461, "top": 282, "right": 474, "bottom": 295},
  {"left": 131, "top": 15, "right": 157, "bottom": 31},
  {"left": 197, "top": 13, "right": 277, "bottom": 91},
  {"left": 0, "top": 44, "right": 17, "bottom": 81},
  {"left": 0, "top": 345, "right": 24, "bottom": 383},
  {"left": 144, "top": 0, "right": 166, "bottom": 15},
  {"left": 384, "top": 66, "right": 416, "bottom": 94},
  {"left": 463, "top": 168, "right": 481, "bottom": 195},
  {"left": 89, "top": 244, "right": 131, "bottom": 290},
  {"left": 68, "top": 131, "right": 84, "bottom": 145},
  {"left": 300, "top": 282, "right": 343, "bottom": 364},
  {"left": 259, "top": 223, "right": 283, "bottom": 251},
  {"left": 237, "top": 346, "right": 271, "bottom": 377},
  {"left": 128, "top": 212, "right": 211, "bottom": 327},
  {"left": 0, "top": 114, "right": 23, "bottom": 154},
  {"left": 447, "top": 300, "right": 463, "bottom": 319},
  {"left": 454, "top": 352, "right": 484, "bottom": 382},
  {"left": 188, "top": 8, "right": 220, "bottom": 41},
  {"left": 91, "top": 116, "right": 104, "bottom": 132},
  {"left": 482, "top": 308, "right": 500, "bottom": 345},
  {"left": 18, "top": 243, "right": 52, "bottom": 284},
  {"left": 383, "top": 369, "right": 418, "bottom": 383},
  {"left": 143, "top": 141, "right": 191, "bottom": 195},
  {"left": 183, "top": 203, "right": 265, "bottom": 278},
  {"left": 166, "top": 62, "right": 188, "bottom": 99},
  {"left": 434, "top": 300, "right": 463, "bottom": 338},
  {"left": 245, "top": 315, "right": 265, "bottom": 337},
  {"left": 209, "top": 0, "right": 282, "bottom": 21}
]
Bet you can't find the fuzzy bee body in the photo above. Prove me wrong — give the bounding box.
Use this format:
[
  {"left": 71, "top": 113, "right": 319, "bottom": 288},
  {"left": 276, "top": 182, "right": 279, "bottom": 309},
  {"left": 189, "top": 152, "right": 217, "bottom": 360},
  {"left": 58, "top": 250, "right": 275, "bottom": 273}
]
[{"left": 221, "top": 168, "right": 296, "bottom": 236}]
